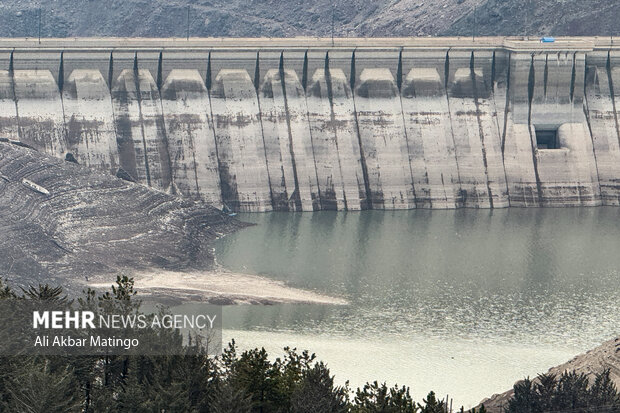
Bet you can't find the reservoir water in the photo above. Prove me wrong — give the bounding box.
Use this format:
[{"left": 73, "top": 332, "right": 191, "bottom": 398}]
[{"left": 215, "top": 208, "right": 620, "bottom": 408}]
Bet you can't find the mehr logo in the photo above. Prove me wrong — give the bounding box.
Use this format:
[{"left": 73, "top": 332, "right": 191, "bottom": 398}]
[
  {"left": 33, "top": 311, "right": 96, "bottom": 329},
  {"left": 32, "top": 311, "right": 218, "bottom": 330}
]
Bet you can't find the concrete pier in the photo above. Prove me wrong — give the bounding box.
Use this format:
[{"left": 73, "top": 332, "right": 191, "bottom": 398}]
[{"left": 1, "top": 37, "right": 619, "bottom": 211}]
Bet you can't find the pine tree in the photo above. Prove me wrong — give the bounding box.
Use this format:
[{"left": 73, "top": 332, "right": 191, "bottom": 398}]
[
  {"left": 506, "top": 378, "right": 535, "bottom": 413},
  {"left": 353, "top": 381, "right": 418, "bottom": 412},
  {"left": 589, "top": 368, "right": 620, "bottom": 406},
  {"left": 419, "top": 391, "right": 446, "bottom": 413},
  {"left": 210, "top": 381, "right": 253, "bottom": 413},
  {"left": 4, "top": 358, "right": 82, "bottom": 413},
  {"left": 290, "top": 362, "right": 349, "bottom": 413},
  {"left": 553, "top": 371, "right": 589, "bottom": 412},
  {"left": 533, "top": 373, "right": 556, "bottom": 412},
  {"left": 224, "top": 345, "right": 284, "bottom": 411}
]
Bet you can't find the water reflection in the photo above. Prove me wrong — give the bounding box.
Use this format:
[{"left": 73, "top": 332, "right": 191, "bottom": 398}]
[{"left": 216, "top": 208, "right": 620, "bottom": 348}]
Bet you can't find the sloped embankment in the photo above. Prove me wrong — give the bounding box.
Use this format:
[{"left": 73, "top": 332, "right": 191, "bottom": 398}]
[
  {"left": 0, "top": 140, "right": 242, "bottom": 291},
  {"left": 479, "top": 337, "right": 620, "bottom": 412}
]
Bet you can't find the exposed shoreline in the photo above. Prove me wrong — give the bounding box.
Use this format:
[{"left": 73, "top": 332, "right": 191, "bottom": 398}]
[
  {"left": 0, "top": 141, "right": 244, "bottom": 287},
  {"left": 87, "top": 269, "right": 348, "bottom": 306}
]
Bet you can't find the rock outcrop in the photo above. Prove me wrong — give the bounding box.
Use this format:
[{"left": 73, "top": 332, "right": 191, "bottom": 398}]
[{"left": 0, "top": 140, "right": 241, "bottom": 291}]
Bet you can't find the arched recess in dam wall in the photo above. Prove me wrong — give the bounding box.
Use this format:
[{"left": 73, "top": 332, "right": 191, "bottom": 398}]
[{"left": 0, "top": 46, "right": 618, "bottom": 211}]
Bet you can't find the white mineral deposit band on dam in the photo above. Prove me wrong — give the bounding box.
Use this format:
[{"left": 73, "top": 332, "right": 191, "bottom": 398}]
[
  {"left": 1, "top": 37, "right": 619, "bottom": 211},
  {"left": 0, "top": 37, "right": 609, "bottom": 50}
]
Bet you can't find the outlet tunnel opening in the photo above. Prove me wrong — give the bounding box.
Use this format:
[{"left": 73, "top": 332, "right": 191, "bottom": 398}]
[{"left": 535, "top": 127, "right": 559, "bottom": 149}]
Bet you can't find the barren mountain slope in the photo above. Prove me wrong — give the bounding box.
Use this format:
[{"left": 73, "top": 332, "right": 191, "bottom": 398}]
[
  {"left": 0, "top": 141, "right": 241, "bottom": 290},
  {"left": 0, "top": 0, "right": 617, "bottom": 38},
  {"left": 447, "top": 0, "right": 620, "bottom": 37},
  {"left": 0, "top": 0, "right": 480, "bottom": 38}
]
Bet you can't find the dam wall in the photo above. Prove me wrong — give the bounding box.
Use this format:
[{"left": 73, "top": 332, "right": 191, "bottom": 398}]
[{"left": 1, "top": 37, "right": 619, "bottom": 211}]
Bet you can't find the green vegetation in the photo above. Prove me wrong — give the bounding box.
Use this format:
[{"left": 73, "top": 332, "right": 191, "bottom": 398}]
[
  {"left": 506, "top": 370, "right": 620, "bottom": 413},
  {"left": 0, "top": 277, "right": 618, "bottom": 413}
]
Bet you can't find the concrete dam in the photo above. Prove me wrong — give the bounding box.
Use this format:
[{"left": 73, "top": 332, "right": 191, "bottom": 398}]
[{"left": 1, "top": 37, "right": 620, "bottom": 211}]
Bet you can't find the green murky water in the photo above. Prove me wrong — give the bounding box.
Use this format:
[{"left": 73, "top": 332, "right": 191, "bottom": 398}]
[{"left": 215, "top": 208, "right": 620, "bottom": 407}]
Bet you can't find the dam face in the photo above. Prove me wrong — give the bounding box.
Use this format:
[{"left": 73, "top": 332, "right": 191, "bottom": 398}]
[{"left": 1, "top": 37, "right": 619, "bottom": 211}]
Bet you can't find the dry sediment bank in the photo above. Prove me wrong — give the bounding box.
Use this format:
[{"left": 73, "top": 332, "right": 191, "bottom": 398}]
[{"left": 88, "top": 269, "right": 349, "bottom": 305}]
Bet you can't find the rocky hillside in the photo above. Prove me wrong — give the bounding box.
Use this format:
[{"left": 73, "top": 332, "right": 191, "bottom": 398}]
[
  {"left": 0, "top": 141, "right": 241, "bottom": 291},
  {"left": 447, "top": 0, "right": 620, "bottom": 37},
  {"left": 479, "top": 336, "right": 620, "bottom": 412},
  {"left": 0, "top": 0, "right": 481, "bottom": 38},
  {"left": 0, "top": 0, "right": 615, "bottom": 38}
]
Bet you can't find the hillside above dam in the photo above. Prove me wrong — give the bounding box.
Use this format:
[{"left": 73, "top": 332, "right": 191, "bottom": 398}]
[
  {"left": 2, "top": 37, "right": 620, "bottom": 211},
  {"left": 0, "top": 0, "right": 615, "bottom": 38}
]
